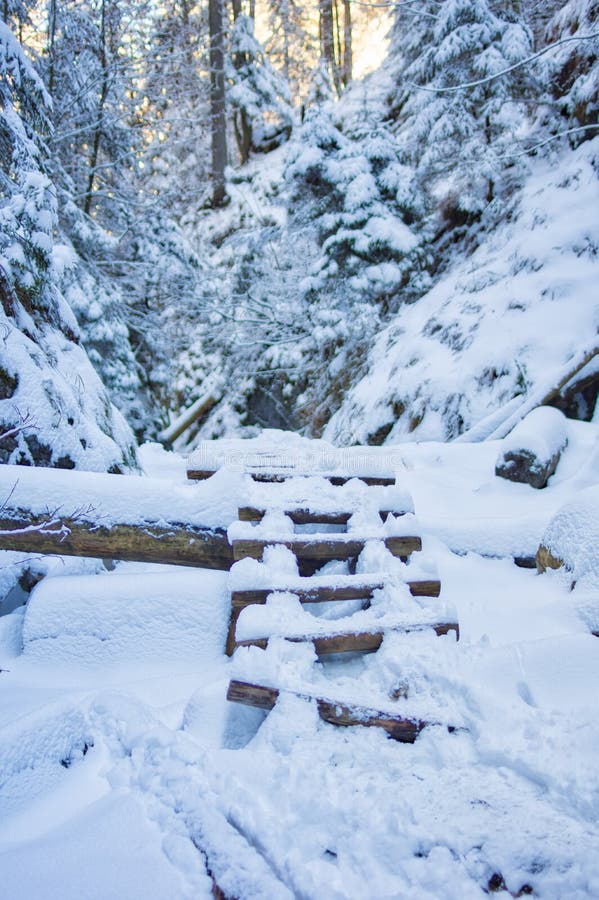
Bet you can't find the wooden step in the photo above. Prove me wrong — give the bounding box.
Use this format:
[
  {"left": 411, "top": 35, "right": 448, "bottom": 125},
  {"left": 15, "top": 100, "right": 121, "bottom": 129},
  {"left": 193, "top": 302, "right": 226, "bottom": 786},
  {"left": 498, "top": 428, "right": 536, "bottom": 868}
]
[
  {"left": 188, "top": 466, "right": 395, "bottom": 486},
  {"left": 238, "top": 507, "right": 407, "bottom": 525},
  {"left": 234, "top": 621, "right": 459, "bottom": 655},
  {"left": 231, "top": 578, "right": 440, "bottom": 608},
  {"left": 227, "top": 680, "right": 432, "bottom": 742},
  {"left": 231, "top": 535, "right": 422, "bottom": 563}
]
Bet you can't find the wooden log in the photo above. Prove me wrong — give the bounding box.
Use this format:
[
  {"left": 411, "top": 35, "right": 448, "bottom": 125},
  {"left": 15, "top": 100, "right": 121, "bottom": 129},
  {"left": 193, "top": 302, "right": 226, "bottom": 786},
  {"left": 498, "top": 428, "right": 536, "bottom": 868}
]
[
  {"left": 231, "top": 535, "right": 422, "bottom": 563},
  {"left": 0, "top": 509, "right": 233, "bottom": 569},
  {"left": 232, "top": 583, "right": 382, "bottom": 607},
  {"left": 237, "top": 506, "right": 406, "bottom": 525},
  {"left": 226, "top": 680, "right": 429, "bottom": 742},
  {"left": 230, "top": 578, "right": 441, "bottom": 607},
  {"left": 486, "top": 346, "right": 599, "bottom": 442},
  {"left": 160, "top": 386, "right": 221, "bottom": 445},
  {"left": 187, "top": 467, "right": 395, "bottom": 486},
  {"left": 234, "top": 621, "right": 459, "bottom": 655}
]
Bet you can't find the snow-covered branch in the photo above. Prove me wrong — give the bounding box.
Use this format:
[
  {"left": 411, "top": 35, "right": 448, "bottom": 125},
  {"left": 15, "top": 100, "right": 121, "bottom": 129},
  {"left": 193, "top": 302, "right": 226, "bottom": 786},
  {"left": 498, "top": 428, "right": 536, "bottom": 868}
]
[{"left": 407, "top": 33, "right": 599, "bottom": 93}]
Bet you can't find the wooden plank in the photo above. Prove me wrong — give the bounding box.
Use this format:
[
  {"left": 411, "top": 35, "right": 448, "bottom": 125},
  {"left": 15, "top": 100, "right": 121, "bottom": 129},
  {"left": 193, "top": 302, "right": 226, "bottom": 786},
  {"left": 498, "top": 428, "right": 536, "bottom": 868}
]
[
  {"left": 230, "top": 578, "right": 441, "bottom": 607},
  {"left": 226, "top": 680, "right": 429, "bottom": 742},
  {"left": 238, "top": 506, "right": 352, "bottom": 525},
  {"left": 237, "top": 507, "right": 407, "bottom": 525},
  {"left": 234, "top": 621, "right": 459, "bottom": 655},
  {"left": 187, "top": 467, "right": 395, "bottom": 486},
  {"left": 408, "top": 579, "right": 441, "bottom": 598},
  {"left": 231, "top": 535, "right": 422, "bottom": 563},
  {"left": 0, "top": 510, "right": 233, "bottom": 570},
  {"left": 187, "top": 469, "right": 218, "bottom": 481},
  {"left": 328, "top": 475, "right": 395, "bottom": 487},
  {"left": 231, "top": 583, "right": 382, "bottom": 607}
]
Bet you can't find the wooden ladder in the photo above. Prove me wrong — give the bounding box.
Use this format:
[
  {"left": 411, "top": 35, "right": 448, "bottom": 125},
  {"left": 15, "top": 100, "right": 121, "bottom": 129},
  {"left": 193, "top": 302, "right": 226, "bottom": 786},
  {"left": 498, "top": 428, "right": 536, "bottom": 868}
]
[{"left": 221, "top": 469, "right": 459, "bottom": 742}]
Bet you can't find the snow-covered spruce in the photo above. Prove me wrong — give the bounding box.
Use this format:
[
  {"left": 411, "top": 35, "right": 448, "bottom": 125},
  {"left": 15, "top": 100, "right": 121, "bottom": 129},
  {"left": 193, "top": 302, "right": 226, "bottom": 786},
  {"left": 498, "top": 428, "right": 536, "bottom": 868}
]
[
  {"left": 0, "top": 19, "right": 137, "bottom": 473},
  {"left": 495, "top": 406, "right": 568, "bottom": 488}
]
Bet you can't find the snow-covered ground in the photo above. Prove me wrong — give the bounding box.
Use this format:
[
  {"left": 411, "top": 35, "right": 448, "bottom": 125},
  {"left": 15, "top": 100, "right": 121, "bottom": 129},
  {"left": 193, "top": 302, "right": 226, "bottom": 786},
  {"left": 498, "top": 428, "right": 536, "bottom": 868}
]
[{"left": 1, "top": 423, "right": 598, "bottom": 899}]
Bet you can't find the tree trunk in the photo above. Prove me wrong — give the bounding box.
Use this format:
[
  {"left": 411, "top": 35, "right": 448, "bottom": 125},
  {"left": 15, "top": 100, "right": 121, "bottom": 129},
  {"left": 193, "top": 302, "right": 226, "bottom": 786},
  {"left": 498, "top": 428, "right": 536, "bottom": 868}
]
[
  {"left": 234, "top": 109, "right": 252, "bottom": 165},
  {"left": 84, "top": 0, "right": 109, "bottom": 216},
  {"left": 281, "top": 0, "right": 291, "bottom": 83},
  {"left": 342, "top": 0, "right": 352, "bottom": 87},
  {"left": 319, "top": 0, "right": 340, "bottom": 94},
  {"left": 209, "top": 0, "right": 228, "bottom": 207},
  {"left": 47, "top": 0, "right": 58, "bottom": 96}
]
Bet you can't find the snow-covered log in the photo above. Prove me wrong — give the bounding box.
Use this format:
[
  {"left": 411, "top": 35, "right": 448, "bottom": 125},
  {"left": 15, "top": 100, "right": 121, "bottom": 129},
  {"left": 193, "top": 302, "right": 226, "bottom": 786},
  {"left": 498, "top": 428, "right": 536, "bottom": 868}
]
[
  {"left": 159, "top": 381, "right": 223, "bottom": 445},
  {"left": 495, "top": 407, "right": 568, "bottom": 489},
  {"left": 226, "top": 680, "right": 429, "bottom": 742},
  {"left": 486, "top": 347, "right": 598, "bottom": 442},
  {"left": 536, "top": 486, "right": 599, "bottom": 588},
  {"left": 0, "top": 510, "right": 232, "bottom": 569},
  {"left": 0, "top": 464, "right": 236, "bottom": 569}
]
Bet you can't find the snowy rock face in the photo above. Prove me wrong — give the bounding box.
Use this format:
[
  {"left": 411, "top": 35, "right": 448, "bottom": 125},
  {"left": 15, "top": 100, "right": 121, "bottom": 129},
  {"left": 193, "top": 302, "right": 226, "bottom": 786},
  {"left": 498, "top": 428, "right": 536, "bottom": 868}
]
[
  {"left": 324, "top": 139, "right": 599, "bottom": 445},
  {"left": 0, "top": 310, "right": 138, "bottom": 472},
  {"left": 495, "top": 407, "right": 568, "bottom": 489}
]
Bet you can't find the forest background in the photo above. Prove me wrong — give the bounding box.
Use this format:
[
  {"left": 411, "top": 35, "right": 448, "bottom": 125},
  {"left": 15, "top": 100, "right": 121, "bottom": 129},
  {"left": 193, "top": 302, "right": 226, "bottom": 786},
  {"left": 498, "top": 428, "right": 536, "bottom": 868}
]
[{"left": 0, "top": 0, "right": 597, "bottom": 475}]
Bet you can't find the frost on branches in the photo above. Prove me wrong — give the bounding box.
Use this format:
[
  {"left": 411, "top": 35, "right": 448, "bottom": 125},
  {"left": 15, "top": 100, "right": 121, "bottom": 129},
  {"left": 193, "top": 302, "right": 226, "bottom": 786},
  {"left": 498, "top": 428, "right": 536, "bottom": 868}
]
[{"left": 0, "top": 18, "right": 137, "bottom": 473}]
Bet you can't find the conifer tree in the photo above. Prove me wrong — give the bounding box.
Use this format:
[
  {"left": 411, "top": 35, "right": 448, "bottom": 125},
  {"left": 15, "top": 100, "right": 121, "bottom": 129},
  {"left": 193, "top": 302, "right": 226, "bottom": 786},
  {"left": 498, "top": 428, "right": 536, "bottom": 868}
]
[
  {"left": 545, "top": 0, "right": 598, "bottom": 133},
  {"left": 0, "top": 14, "right": 137, "bottom": 470},
  {"left": 228, "top": 14, "right": 293, "bottom": 164},
  {"left": 390, "top": 0, "right": 535, "bottom": 220}
]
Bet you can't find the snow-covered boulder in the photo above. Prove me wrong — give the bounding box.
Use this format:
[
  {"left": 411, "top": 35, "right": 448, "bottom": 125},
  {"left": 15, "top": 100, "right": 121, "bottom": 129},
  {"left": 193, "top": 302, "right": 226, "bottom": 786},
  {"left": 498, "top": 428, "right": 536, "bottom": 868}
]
[
  {"left": 536, "top": 485, "right": 599, "bottom": 588},
  {"left": 495, "top": 407, "right": 568, "bottom": 489}
]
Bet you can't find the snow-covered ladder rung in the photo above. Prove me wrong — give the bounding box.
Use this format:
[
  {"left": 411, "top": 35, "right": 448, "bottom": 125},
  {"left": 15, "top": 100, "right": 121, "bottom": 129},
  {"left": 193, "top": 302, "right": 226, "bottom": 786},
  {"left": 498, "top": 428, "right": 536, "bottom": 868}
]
[
  {"left": 231, "top": 578, "right": 441, "bottom": 607},
  {"left": 187, "top": 465, "right": 396, "bottom": 486},
  {"left": 226, "top": 680, "right": 444, "bottom": 743},
  {"left": 234, "top": 621, "right": 459, "bottom": 656},
  {"left": 231, "top": 535, "right": 422, "bottom": 563},
  {"left": 226, "top": 578, "right": 443, "bottom": 656},
  {"left": 237, "top": 506, "right": 410, "bottom": 525}
]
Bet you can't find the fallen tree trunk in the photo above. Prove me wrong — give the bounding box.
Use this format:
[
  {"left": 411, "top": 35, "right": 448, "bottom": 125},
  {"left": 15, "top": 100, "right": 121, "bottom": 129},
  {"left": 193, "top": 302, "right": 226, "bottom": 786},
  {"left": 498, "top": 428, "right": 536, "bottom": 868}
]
[
  {"left": 0, "top": 509, "right": 233, "bottom": 569},
  {"left": 486, "top": 346, "right": 599, "bottom": 442},
  {"left": 159, "top": 379, "right": 223, "bottom": 445},
  {"left": 456, "top": 345, "right": 599, "bottom": 443}
]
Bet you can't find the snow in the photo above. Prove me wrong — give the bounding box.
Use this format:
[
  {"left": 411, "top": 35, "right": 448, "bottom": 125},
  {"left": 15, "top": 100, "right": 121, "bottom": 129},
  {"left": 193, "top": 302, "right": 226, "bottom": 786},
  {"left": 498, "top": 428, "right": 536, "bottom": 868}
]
[
  {"left": 23, "top": 569, "right": 230, "bottom": 667},
  {"left": 1, "top": 425, "right": 599, "bottom": 898},
  {"left": 0, "top": 791, "right": 210, "bottom": 900},
  {"left": 0, "top": 462, "right": 240, "bottom": 529}
]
